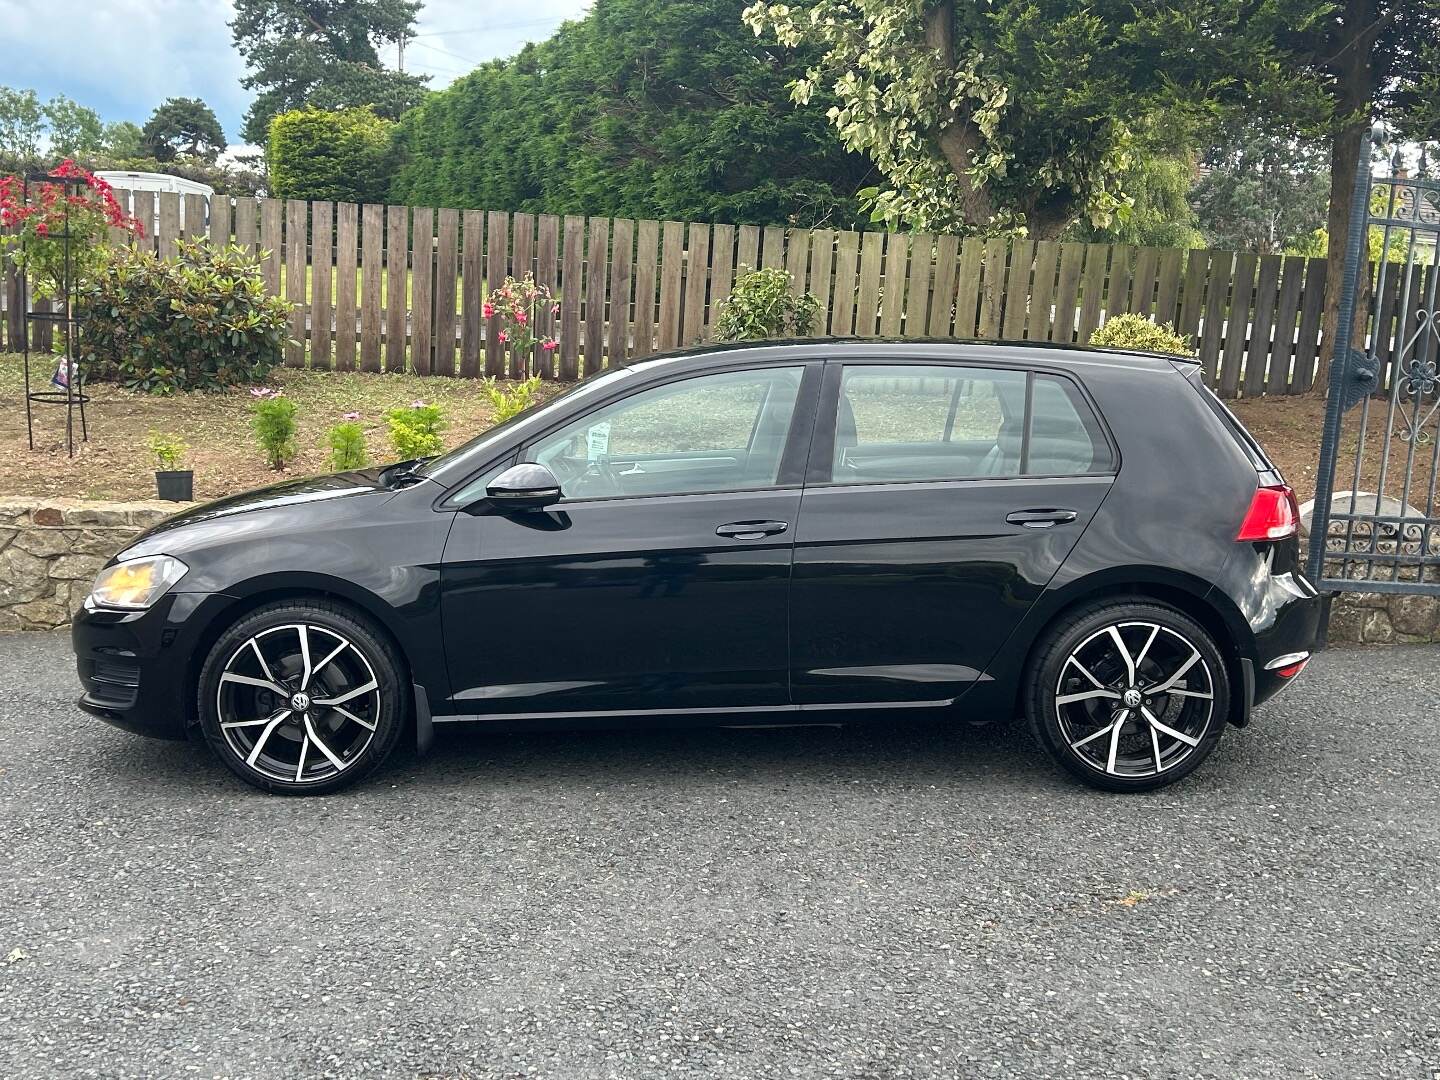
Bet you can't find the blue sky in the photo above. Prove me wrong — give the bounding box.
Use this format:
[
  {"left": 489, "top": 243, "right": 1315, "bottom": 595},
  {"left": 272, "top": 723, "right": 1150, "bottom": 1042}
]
[{"left": 0, "top": 0, "right": 588, "bottom": 150}]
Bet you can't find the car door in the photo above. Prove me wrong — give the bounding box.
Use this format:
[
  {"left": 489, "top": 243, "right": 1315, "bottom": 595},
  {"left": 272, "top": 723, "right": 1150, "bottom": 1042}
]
[
  {"left": 438, "top": 362, "right": 821, "bottom": 717},
  {"left": 789, "top": 360, "right": 1118, "bottom": 707}
]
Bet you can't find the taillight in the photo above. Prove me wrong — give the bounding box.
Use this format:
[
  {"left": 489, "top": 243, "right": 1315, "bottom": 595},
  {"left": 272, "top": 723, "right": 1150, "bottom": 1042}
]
[{"left": 1236, "top": 484, "right": 1299, "bottom": 542}]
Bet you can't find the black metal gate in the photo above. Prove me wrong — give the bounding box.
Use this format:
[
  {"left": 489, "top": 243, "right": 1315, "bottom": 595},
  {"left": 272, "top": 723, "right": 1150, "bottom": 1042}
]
[{"left": 1309, "top": 126, "right": 1440, "bottom": 595}]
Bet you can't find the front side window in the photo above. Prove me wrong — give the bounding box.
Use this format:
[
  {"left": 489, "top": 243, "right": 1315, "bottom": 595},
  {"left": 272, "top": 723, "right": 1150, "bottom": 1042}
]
[
  {"left": 831, "top": 364, "right": 1111, "bottom": 483},
  {"left": 527, "top": 366, "right": 806, "bottom": 499}
]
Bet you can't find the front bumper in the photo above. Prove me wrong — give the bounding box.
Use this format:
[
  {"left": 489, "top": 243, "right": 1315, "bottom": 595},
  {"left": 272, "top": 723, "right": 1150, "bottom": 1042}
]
[{"left": 72, "top": 591, "right": 225, "bottom": 741}]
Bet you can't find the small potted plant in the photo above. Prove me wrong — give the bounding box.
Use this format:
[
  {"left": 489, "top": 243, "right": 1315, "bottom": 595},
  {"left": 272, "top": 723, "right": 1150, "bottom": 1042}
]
[{"left": 148, "top": 431, "right": 193, "bottom": 501}]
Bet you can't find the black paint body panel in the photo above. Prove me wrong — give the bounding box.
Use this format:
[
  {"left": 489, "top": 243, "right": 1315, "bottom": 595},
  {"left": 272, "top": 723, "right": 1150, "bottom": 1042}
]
[{"left": 71, "top": 339, "right": 1323, "bottom": 743}]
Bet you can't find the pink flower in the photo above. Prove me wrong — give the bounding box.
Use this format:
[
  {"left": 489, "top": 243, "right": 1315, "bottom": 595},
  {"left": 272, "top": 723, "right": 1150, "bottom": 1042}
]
[
  {"left": 250, "top": 387, "right": 279, "bottom": 399},
  {"left": 410, "top": 400, "right": 427, "bottom": 409},
  {"left": 497, "top": 330, "right": 509, "bottom": 343},
  {"left": 551, "top": 304, "right": 560, "bottom": 316},
  {"left": 541, "top": 339, "right": 558, "bottom": 352},
  {"left": 342, "top": 411, "right": 361, "bottom": 421},
  {"left": 516, "top": 311, "right": 528, "bottom": 325},
  {"left": 481, "top": 302, "right": 495, "bottom": 319}
]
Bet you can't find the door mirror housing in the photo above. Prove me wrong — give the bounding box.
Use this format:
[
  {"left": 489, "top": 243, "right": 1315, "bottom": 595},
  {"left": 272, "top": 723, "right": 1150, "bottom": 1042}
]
[{"left": 486, "top": 462, "right": 563, "bottom": 510}]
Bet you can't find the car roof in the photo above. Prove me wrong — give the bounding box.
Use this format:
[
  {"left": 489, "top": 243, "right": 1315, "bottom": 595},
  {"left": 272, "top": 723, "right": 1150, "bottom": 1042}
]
[{"left": 623, "top": 337, "right": 1197, "bottom": 376}]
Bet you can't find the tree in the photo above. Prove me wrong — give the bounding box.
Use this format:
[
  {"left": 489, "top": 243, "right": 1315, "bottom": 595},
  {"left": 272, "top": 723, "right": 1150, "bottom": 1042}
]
[
  {"left": 1190, "top": 123, "right": 1331, "bottom": 254},
  {"left": 141, "top": 98, "right": 228, "bottom": 162},
  {"left": 0, "top": 86, "right": 43, "bottom": 157},
  {"left": 1249, "top": 0, "right": 1440, "bottom": 390},
  {"left": 102, "top": 121, "right": 144, "bottom": 158},
  {"left": 390, "top": 0, "right": 874, "bottom": 227},
  {"left": 268, "top": 107, "right": 394, "bottom": 203},
  {"left": 231, "top": 0, "right": 430, "bottom": 145},
  {"left": 1068, "top": 144, "right": 1205, "bottom": 249},
  {"left": 43, "top": 95, "right": 105, "bottom": 156},
  {"left": 741, "top": 0, "right": 1250, "bottom": 238}
]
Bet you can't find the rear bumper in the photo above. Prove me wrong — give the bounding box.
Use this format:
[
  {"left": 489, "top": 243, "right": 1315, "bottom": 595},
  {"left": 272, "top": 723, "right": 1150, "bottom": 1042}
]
[
  {"left": 1236, "top": 568, "right": 1325, "bottom": 720},
  {"left": 72, "top": 591, "right": 224, "bottom": 741}
]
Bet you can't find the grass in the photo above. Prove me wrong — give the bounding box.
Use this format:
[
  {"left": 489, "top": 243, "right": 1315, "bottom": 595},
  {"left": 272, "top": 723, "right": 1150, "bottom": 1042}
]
[{"left": 0, "top": 353, "right": 559, "bottom": 503}]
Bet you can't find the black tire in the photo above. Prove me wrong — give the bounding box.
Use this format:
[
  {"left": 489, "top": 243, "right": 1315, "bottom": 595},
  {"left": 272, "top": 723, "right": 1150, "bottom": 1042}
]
[
  {"left": 196, "top": 599, "right": 408, "bottom": 795},
  {"left": 1024, "top": 599, "right": 1230, "bottom": 793}
]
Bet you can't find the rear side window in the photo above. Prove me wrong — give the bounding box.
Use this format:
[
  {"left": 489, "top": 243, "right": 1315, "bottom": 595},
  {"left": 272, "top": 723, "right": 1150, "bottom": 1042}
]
[
  {"left": 1030, "top": 374, "right": 1115, "bottom": 476},
  {"left": 831, "top": 364, "right": 1113, "bottom": 483}
]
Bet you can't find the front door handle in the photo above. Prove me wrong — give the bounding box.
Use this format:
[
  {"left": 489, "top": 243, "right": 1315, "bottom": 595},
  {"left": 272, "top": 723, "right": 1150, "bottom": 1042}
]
[
  {"left": 716, "top": 520, "right": 789, "bottom": 540},
  {"left": 1006, "top": 508, "right": 1078, "bottom": 529}
]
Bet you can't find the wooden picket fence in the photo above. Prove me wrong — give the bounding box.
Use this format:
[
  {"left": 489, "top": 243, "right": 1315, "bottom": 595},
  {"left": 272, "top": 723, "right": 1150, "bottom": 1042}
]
[{"left": 5, "top": 188, "right": 1427, "bottom": 398}]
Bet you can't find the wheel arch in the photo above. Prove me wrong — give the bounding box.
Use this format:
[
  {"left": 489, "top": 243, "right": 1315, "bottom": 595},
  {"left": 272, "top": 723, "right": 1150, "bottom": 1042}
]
[
  {"left": 1001, "top": 567, "right": 1253, "bottom": 727},
  {"left": 182, "top": 573, "right": 425, "bottom": 731}
]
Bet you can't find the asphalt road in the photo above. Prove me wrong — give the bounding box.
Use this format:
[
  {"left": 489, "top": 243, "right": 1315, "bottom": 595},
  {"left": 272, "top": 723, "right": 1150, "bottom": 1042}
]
[{"left": 2, "top": 631, "right": 1439, "bottom": 1080}]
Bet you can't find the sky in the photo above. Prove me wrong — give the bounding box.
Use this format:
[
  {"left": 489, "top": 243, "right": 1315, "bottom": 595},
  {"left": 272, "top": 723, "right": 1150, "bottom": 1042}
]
[{"left": 0, "top": 0, "right": 588, "bottom": 152}]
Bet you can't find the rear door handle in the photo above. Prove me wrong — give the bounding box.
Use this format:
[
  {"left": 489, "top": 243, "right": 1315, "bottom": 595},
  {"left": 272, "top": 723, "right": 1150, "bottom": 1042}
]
[
  {"left": 1006, "top": 508, "right": 1078, "bottom": 529},
  {"left": 716, "top": 520, "right": 789, "bottom": 540}
]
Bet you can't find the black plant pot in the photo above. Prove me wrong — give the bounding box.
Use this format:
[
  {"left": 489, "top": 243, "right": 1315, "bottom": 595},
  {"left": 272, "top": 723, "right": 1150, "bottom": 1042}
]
[{"left": 155, "top": 470, "right": 194, "bottom": 502}]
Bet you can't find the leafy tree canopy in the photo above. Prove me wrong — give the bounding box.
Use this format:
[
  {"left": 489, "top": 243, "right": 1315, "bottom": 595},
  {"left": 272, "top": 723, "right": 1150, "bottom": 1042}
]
[
  {"left": 741, "top": 0, "right": 1285, "bottom": 237},
  {"left": 43, "top": 95, "right": 105, "bottom": 156},
  {"left": 390, "top": 0, "right": 875, "bottom": 227},
  {"left": 1190, "top": 122, "right": 1330, "bottom": 255},
  {"left": 0, "top": 86, "right": 44, "bottom": 158},
  {"left": 102, "top": 121, "right": 144, "bottom": 158},
  {"left": 232, "top": 0, "right": 430, "bottom": 144},
  {"left": 141, "top": 97, "right": 228, "bottom": 162}
]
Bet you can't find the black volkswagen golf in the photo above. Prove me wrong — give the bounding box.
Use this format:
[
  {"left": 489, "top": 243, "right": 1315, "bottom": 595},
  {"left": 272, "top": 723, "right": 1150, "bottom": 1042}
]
[{"left": 72, "top": 340, "right": 1322, "bottom": 795}]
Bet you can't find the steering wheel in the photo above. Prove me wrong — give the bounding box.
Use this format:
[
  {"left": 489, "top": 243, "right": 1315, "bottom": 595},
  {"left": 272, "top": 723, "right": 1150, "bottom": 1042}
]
[{"left": 556, "top": 456, "right": 624, "bottom": 499}]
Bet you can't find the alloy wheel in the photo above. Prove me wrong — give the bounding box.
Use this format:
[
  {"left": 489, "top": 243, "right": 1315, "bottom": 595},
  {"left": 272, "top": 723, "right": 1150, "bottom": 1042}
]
[
  {"left": 1054, "top": 621, "right": 1215, "bottom": 779},
  {"left": 216, "top": 623, "right": 382, "bottom": 785}
]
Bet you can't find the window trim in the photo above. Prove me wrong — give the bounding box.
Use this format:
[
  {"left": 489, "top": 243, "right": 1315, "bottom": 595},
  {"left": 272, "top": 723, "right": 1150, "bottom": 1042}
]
[
  {"left": 514, "top": 361, "right": 823, "bottom": 505},
  {"left": 806, "top": 358, "right": 1118, "bottom": 488}
]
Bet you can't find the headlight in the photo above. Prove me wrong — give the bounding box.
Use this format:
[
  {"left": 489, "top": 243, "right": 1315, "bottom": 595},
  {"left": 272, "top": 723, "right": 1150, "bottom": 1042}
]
[{"left": 88, "top": 555, "right": 189, "bottom": 610}]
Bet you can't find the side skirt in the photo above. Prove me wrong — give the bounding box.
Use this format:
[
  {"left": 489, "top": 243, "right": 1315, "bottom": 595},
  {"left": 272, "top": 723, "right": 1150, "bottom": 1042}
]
[{"left": 429, "top": 698, "right": 954, "bottom": 734}]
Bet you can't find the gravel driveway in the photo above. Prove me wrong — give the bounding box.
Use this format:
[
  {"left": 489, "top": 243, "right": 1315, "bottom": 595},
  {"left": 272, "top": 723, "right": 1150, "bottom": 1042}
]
[{"left": 2, "top": 630, "right": 1438, "bottom": 1080}]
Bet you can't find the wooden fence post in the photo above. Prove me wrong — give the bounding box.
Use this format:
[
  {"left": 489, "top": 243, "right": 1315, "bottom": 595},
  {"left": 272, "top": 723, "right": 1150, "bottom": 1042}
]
[
  {"left": 333, "top": 202, "right": 358, "bottom": 372},
  {"left": 284, "top": 199, "right": 307, "bottom": 366},
  {"left": 386, "top": 204, "right": 409, "bottom": 373}
]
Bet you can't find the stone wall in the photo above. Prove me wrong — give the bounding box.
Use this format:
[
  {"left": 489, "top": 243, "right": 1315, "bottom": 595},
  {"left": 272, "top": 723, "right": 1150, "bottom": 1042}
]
[
  {"left": 1326, "top": 591, "right": 1440, "bottom": 645},
  {"left": 0, "top": 499, "right": 174, "bottom": 631},
  {"left": 0, "top": 497, "right": 1438, "bottom": 644}
]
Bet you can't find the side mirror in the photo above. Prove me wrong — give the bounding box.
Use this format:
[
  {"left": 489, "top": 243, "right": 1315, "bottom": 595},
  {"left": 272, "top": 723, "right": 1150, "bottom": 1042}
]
[{"left": 486, "top": 462, "right": 562, "bottom": 510}]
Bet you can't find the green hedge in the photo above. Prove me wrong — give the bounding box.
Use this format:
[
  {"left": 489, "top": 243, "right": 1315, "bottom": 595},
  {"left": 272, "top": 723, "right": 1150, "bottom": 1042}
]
[{"left": 267, "top": 107, "right": 394, "bottom": 205}]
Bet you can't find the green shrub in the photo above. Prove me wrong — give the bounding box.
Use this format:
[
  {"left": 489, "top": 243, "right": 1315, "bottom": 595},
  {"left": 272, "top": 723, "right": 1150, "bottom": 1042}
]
[
  {"left": 268, "top": 107, "right": 395, "bottom": 204},
  {"left": 251, "top": 390, "right": 297, "bottom": 469},
  {"left": 482, "top": 376, "right": 544, "bottom": 424},
  {"left": 712, "top": 266, "right": 821, "bottom": 343},
  {"left": 1087, "top": 313, "right": 1193, "bottom": 356},
  {"left": 327, "top": 416, "right": 369, "bottom": 471},
  {"left": 147, "top": 431, "right": 187, "bottom": 471},
  {"left": 80, "top": 240, "right": 290, "bottom": 393},
  {"left": 385, "top": 401, "right": 446, "bottom": 461}
]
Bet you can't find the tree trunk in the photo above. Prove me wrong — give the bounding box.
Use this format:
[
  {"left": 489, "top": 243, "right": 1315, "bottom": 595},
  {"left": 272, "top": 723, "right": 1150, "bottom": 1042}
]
[
  {"left": 1313, "top": 0, "right": 1378, "bottom": 396},
  {"left": 925, "top": 1, "right": 1001, "bottom": 230}
]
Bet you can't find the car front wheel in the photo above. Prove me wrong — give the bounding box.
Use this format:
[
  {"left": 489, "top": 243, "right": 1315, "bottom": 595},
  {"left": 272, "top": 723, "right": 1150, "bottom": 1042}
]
[
  {"left": 196, "top": 599, "right": 407, "bottom": 794},
  {"left": 1025, "top": 600, "right": 1230, "bottom": 793}
]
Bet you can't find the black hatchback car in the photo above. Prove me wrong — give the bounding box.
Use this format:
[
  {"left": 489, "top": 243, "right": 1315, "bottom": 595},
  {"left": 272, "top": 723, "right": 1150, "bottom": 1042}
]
[{"left": 73, "top": 340, "right": 1322, "bottom": 794}]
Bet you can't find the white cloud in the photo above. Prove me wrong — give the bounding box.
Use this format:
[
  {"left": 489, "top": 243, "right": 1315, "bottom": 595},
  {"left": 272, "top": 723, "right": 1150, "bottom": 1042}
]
[
  {"left": 0, "top": 0, "right": 589, "bottom": 141},
  {"left": 378, "top": 0, "right": 588, "bottom": 89}
]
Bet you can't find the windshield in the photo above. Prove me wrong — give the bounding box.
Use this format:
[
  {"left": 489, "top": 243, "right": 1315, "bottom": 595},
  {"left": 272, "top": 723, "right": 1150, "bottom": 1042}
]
[{"left": 418, "top": 365, "right": 637, "bottom": 481}]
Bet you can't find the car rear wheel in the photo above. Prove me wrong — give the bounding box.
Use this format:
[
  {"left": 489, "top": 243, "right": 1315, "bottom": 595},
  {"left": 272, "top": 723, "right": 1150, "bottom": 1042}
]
[
  {"left": 196, "top": 599, "right": 407, "bottom": 795},
  {"left": 1025, "top": 600, "right": 1230, "bottom": 792}
]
